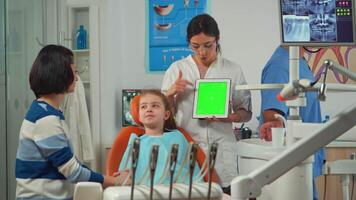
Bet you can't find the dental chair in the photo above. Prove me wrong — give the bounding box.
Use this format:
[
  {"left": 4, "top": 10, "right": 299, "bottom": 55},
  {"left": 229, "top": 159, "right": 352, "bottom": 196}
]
[
  {"left": 74, "top": 95, "right": 222, "bottom": 200},
  {"left": 106, "top": 95, "right": 218, "bottom": 182}
]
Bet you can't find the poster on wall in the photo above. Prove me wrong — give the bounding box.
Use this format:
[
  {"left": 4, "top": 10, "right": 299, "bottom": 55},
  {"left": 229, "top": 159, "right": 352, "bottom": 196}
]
[
  {"left": 305, "top": 46, "right": 356, "bottom": 84},
  {"left": 147, "top": 0, "right": 210, "bottom": 72}
]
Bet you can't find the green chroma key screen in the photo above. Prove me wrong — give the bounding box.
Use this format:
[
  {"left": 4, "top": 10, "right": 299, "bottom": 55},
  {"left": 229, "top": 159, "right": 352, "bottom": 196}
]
[{"left": 196, "top": 81, "right": 228, "bottom": 116}]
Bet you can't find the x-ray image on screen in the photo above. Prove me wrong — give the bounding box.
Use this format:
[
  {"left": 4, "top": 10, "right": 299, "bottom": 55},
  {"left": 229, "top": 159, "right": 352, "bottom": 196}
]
[
  {"left": 310, "top": 14, "right": 337, "bottom": 41},
  {"left": 309, "top": 0, "right": 336, "bottom": 14},
  {"left": 280, "top": 0, "right": 356, "bottom": 46},
  {"left": 282, "top": 0, "right": 309, "bottom": 15},
  {"left": 283, "top": 15, "right": 310, "bottom": 41}
]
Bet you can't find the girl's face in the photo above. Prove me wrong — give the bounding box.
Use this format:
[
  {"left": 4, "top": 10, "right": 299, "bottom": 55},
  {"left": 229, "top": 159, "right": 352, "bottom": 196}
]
[
  {"left": 139, "top": 94, "right": 170, "bottom": 130},
  {"left": 189, "top": 32, "right": 218, "bottom": 66},
  {"left": 67, "top": 63, "right": 78, "bottom": 93}
]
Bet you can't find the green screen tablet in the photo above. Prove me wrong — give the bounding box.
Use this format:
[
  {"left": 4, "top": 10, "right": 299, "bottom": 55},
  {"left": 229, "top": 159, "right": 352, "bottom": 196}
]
[{"left": 193, "top": 79, "right": 231, "bottom": 119}]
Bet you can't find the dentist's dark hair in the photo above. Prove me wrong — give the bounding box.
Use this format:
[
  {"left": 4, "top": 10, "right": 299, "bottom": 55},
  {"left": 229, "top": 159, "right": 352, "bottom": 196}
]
[{"left": 186, "top": 13, "right": 221, "bottom": 52}]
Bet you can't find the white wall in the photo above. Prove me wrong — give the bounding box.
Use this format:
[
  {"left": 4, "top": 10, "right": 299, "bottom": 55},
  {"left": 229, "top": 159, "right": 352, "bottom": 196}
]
[
  {"left": 99, "top": 0, "right": 165, "bottom": 169},
  {"left": 212, "top": 0, "right": 280, "bottom": 130},
  {"left": 99, "top": 0, "right": 163, "bottom": 151}
]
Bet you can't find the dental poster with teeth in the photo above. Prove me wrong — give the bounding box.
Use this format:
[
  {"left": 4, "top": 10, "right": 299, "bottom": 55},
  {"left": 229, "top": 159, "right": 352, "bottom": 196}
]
[{"left": 147, "top": 0, "right": 210, "bottom": 72}]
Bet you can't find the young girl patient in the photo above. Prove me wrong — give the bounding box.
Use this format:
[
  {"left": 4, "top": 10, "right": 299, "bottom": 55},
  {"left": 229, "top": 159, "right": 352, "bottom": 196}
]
[{"left": 119, "top": 89, "right": 201, "bottom": 185}]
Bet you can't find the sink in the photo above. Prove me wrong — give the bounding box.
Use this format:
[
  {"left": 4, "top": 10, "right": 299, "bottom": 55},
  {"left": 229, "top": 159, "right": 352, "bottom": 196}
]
[{"left": 236, "top": 138, "right": 286, "bottom": 160}]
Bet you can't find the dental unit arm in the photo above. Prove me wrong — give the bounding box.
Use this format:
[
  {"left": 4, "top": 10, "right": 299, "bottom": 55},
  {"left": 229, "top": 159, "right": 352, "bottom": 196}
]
[
  {"left": 231, "top": 105, "right": 356, "bottom": 199},
  {"left": 324, "top": 59, "right": 356, "bottom": 82},
  {"left": 231, "top": 47, "right": 356, "bottom": 200}
]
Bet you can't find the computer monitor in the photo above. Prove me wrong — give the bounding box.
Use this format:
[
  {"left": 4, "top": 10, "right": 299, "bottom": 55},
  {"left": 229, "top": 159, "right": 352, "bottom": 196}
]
[
  {"left": 122, "top": 89, "right": 141, "bottom": 126},
  {"left": 279, "top": 0, "right": 356, "bottom": 46}
]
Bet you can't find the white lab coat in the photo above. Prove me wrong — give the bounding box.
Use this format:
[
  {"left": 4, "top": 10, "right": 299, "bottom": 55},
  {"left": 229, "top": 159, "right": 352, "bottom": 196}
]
[
  {"left": 61, "top": 76, "right": 94, "bottom": 163},
  {"left": 162, "top": 55, "right": 251, "bottom": 187}
]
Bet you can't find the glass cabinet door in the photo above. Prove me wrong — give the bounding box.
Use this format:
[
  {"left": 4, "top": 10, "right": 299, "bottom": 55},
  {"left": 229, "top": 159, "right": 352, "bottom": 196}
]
[
  {"left": 5, "top": 0, "right": 44, "bottom": 199},
  {"left": 0, "top": 0, "right": 7, "bottom": 198},
  {"left": 3, "top": 1, "right": 96, "bottom": 198}
]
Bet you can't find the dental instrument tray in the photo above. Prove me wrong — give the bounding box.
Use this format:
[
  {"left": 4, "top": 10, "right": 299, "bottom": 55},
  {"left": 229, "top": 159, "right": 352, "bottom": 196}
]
[{"left": 103, "top": 182, "right": 223, "bottom": 200}]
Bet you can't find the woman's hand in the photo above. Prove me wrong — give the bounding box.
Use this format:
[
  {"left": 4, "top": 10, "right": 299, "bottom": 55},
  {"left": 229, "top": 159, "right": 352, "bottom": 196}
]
[
  {"left": 204, "top": 112, "right": 241, "bottom": 123},
  {"left": 205, "top": 116, "right": 229, "bottom": 123},
  {"left": 166, "top": 70, "right": 193, "bottom": 97},
  {"left": 103, "top": 169, "right": 131, "bottom": 188}
]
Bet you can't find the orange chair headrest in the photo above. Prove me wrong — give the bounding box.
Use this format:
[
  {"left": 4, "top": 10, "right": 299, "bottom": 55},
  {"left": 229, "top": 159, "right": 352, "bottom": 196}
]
[{"left": 130, "top": 95, "right": 143, "bottom": 126}]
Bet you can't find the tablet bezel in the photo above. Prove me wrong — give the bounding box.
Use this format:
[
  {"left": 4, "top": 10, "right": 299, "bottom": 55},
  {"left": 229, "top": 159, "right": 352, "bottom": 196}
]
[{"left": 192, "top": 79, "right": 231, "bottom": 119}]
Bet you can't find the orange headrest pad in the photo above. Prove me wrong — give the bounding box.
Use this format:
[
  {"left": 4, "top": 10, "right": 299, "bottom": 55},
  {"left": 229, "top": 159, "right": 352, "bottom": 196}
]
[{"left": 130, "top": 95, "right": 143, "bottom": 126}]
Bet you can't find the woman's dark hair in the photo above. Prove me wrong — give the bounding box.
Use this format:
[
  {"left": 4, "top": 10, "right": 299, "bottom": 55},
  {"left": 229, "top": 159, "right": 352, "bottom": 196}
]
[
  {"left": 187, "top": 13, "right": 221, "bottom": 52},
  {"left": 140, "top": 89, "right": 177, "bottom": 130},
  {"left": 29, "top": 45, "right": 74, "bottom": 98}
]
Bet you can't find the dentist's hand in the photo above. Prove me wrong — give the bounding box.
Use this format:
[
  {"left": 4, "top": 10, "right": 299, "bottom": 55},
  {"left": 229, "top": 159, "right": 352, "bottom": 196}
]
[
  {"left": 259, "top": 121, "right": 283, "bottom": 141},
  {"left": 205, "top": 115, "right": 233, "bottom": 123},
  {"left": 166, "top": 70, "right": 193, "bottom": 97}
]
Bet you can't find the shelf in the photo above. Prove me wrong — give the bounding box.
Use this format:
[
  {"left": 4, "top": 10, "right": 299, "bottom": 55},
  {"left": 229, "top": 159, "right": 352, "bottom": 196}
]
[
  {"left": 72, "top": 49, "right": 90, "bottom": 54},
  {"left": 8, "top": 51, "right": 23, "bottom": 55},
  {"left": 82, "top": 80, "right": 90, "bottom": 84}
]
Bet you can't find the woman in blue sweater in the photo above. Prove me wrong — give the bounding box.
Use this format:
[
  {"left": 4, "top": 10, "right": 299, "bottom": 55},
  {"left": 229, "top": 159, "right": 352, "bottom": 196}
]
[{"left": 15, "top": 45, "right": 129, "bottom": 200}]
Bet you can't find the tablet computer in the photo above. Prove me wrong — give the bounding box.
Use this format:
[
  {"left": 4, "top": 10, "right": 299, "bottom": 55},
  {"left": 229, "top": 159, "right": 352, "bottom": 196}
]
[{"left": 193, "top": 79, "right": 231, "bottom": 119}]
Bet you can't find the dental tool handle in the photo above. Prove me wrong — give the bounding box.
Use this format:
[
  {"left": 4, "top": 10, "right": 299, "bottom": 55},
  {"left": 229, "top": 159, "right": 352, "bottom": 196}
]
[
  {"left": 150, "top": 173, "right": 154, "bottom": 200},
  {"left": 325, "top": 59, "right": 356, "bottom": 81},
  {"left": 130, "top": 168, "right": 136, "bottom": 200},
  {"left": 168, "top": 173, "right": 174, "bottom": 200},
  {"left": 131, "top": 138, "right": 140, "bottom": 200},
  {"left": 169, "top": 144, "right": 179, "bottom": 200},
  {"left": 150, "top": 145, "right": 159, "bottom": 200},
  {"left": 208, "top": 143, "right": 218, "bottom": 200},
  {"left": 188, "top": 143, "right": 198, "bottom": 200}
]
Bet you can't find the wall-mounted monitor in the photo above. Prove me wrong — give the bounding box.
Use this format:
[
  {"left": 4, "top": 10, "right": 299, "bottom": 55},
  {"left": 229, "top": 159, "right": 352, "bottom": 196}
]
[
  {"left": 279, "top": 0, "right": 356, "bottom": 46},
  {"left": 122, "top": 89, "right": 141, "bottom": 126}
]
